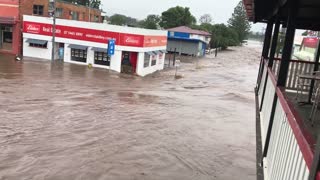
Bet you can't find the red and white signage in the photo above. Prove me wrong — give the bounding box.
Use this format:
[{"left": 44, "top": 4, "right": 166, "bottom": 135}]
[
  {"left": 302, "top": 37, "right": 319, "bottom": 48},
  {"left": 23, "top": 21, "right": 167, "bottom": 48}
]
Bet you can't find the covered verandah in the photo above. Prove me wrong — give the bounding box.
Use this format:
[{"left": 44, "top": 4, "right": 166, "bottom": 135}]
[{"left": 244, "top": 0, "right": 320, "bottom": 179}]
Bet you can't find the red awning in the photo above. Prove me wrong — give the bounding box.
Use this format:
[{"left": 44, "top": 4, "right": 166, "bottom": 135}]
[
  {"left": 0, "top": 6, "right": 18, "bottom": 24},
  {"left": 302, "top": 37, "right": 319, "bottom": 48}
]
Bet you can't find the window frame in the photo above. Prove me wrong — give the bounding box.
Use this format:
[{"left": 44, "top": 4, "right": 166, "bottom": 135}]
[
  {"left": 55, "top": 8, "right": 63, "bottom": 18},
  {"left": 94, "top": 51, "right": 110, "bottom": 66},
  {"left": 71, "top": 48, "right": 87, "bottom": 63},
  {"left": 29, "top": 42, "right": 48, "bottom": 48},
  {"left": 151, "top": 55, "right": 157, "bottom": 66},
  {"left": 144, "top": 53, "right": 150, "bottom": 68},
  {"left": 33, "top": 5, "right": 44, "bottom": 15}
]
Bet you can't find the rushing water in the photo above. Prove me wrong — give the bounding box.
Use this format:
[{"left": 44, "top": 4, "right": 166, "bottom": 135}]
[{"left": 0, "top": 46, "right": 260, "bottom": 180}]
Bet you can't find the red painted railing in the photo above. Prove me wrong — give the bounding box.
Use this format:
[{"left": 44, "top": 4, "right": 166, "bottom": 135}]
[{"left": 260, "top": 58, "right": 320, "bottom": 179}]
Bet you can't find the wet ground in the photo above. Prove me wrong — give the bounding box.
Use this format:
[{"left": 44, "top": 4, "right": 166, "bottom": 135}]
[{"left": 0, "top": 45, "right": 261, "bottom": 180}]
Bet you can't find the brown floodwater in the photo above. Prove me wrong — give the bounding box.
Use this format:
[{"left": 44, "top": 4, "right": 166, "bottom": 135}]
[{"left": 0, "top": 45, "right": 260, "bottom": 180}]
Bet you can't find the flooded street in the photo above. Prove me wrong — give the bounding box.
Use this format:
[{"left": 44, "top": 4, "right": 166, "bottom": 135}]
[{"left": 0, "top": 45, "right": 260, "bottom": 180}]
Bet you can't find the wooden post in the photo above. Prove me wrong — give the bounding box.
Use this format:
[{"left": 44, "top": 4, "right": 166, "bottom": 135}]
[
  {"left": 268, "top": 20, "right": 281, "bottom": 68},
  {"left": 262, "top": 20, "right": 274, "bottom": 58},
  {"left": 277, "top": 0, "right": 298, "bottom": 87},
  {"left": 257, "top": 20, "right": 274, "bottom": 90},
  {"left": 308, "top": 38, "right": 320, "bottom": 103}
]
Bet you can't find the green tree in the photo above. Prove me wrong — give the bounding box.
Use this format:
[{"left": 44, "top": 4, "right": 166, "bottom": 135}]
[
  {"left": 211, "top": 24, "right": 239, "bottom": 49},
  {"left": 199, "top": 14, "right": 213, "bottom": 24},
  {"left": 109, "top": 14, "right": 127, "bottom": 25},
  {"left": 109, "top": 14, "right": 139, "bottom": 27},
  {"left": 302, "top": 31, "right": 308, "bottom": 36},
  {"left": 140, "top": 15, "right": 161, "bottom": 29},
  {"left": 228, "top": 1, "right": 251, "bottom": 43},
  {"left": 160, "top": 6, "right": 196, "bottom": 29}
]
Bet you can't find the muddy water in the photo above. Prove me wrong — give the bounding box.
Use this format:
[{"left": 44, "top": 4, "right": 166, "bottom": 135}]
[{"left": 0, "top": 46, "right": 260, "bottom": 180}]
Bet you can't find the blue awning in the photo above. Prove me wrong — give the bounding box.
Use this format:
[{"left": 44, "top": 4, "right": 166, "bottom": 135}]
[
  {"left": 92, "top": 47, "right": 107, "bottom": 52},
  {"left": 26, "top": 39, "right": 47, "bottom": 45},
  {"left": 68, "top": 44, "right": 88, "bottom": 50}
]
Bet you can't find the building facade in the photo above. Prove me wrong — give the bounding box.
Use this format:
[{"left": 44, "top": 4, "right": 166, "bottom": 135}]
[
  {"left": 0, "top": 0, "right": 102, "bottom": 55},
  {"left": 0, "top": 0, "right": 20, "bottom": 54},
  {"left": 166, "top": 26, "right": 211, "bottom": 57},
  {"left": 23, "top": 15, "right": 167, "bottom": 76}
]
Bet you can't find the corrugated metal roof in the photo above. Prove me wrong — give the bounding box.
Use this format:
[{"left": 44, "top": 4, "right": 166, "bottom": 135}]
[{"left": 166, "top": 26, "right": 211, "bottom": 36}]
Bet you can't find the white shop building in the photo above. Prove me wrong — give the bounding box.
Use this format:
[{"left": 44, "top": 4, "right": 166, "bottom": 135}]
[{"left": 22, "top": 15, "right": 168, "bottom": 76}]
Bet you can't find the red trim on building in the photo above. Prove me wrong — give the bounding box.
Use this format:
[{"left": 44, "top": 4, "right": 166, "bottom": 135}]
[{"left": 23, "top": 21, "right": 167, "bottom": 48}]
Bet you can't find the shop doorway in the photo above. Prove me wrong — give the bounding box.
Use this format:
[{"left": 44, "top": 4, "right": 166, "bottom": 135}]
[
  {"left": 58, "top": 43, "right": 65, "bottom": 60},
  {"left": 121, "top": 51, "right": 137, "bottom": 74},
  {"left": 0, "top": 25, "right": 13, "bottom": 50}
]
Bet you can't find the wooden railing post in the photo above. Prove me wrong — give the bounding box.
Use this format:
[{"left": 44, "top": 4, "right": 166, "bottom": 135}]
[
  {"left": 277, "top": 0, "right": 298, "bottom": 86},
  {"left": 268, "top": 20, "right": 280, "bottom": 68},
  {"left": 257, "top": 20, "right": 274, "bottom": 90}
]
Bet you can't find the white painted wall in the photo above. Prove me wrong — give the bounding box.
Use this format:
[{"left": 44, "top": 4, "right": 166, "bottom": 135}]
[
  {"left": 190, "top": 34, "right": 211, "bottom": 44},
  {"left": 136, "top": 52, "right": 165, "bottom": 76},
  {"left": 23, "top": 38, "right": 52, "bottom": 60}
]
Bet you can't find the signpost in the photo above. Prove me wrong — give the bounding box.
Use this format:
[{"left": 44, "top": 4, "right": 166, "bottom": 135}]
[
  {"left": 49, "top": 0, "right": 56, "bottom": 61},
  {"left": 107, "top": 39, "right": 115, "bottom": 55},
  {"left": 175, "top": 59, "right": 181, "bottom": 78}
]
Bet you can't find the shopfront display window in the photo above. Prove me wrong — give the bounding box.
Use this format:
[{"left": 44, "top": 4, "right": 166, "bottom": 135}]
[
  {"left": 30, "top": 42, "right": 47, "bottom": 48},
  {"left": 94, "top": 51, "right": 110, "bottom": 66},
  {"left": 144, "top": 53, "right": 150, "bottom": 68},
  {"left": 71, "top": 48, "right": 87, "bottom": 63},
  {"left": 151, "top": 55, "right": 157, "bottom": 66},
  {"left": 0, "top": 25, "right": 13, "bottom": 50}
]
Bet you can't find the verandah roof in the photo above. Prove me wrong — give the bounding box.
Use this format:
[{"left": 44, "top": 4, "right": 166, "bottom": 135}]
[{"left": 243, "top": 0, "right": 320, "bottom": 30}]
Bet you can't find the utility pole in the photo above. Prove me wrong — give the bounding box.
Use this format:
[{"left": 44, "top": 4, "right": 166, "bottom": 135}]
[
  {"left": 49, "top": 0, "right": 56, "bottom": 61},
  {"left": 88, "top": 0, "right": 92, "bottom": 22}
]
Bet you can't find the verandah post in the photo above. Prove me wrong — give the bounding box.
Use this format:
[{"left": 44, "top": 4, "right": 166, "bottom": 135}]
[
  {"left": 256, "top": 20, "right": 274, "bottom": 91},
  {"left": 308, "top": 38, "right": 320, "bottom": 103},
  {"left": 268, "top": 20, "right": 281, "bottom": 68},
  {"left": 277, "top": 0, "right": 298, "bottom": 87}
]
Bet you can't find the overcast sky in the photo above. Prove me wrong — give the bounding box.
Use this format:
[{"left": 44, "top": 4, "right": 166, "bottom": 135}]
[{"left": 101, "top": 0, "right": 265, "bottom": 32}]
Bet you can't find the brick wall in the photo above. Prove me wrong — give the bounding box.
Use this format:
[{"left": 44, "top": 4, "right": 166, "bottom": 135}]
[{"left": 20, "top": 0, "right": 102, "bottom": 22}]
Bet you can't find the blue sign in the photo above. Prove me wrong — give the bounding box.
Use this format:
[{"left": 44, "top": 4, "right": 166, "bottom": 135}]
[{"left": 108, "top": 39, "right": 115, "bottom": 55}]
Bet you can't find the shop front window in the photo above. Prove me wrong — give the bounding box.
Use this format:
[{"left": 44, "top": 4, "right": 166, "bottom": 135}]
[
  {"left": 71, "top": 48, "right": 87, "bottom": 63},
  {"left": 0, "top": 25, "right": 13, "bottom": 50},
  {"left": 151, "top": 55, "right": 157, "bottom": 66},
  {"left": 33, "top": 5, "right": 44, "bottom": 15},
  {"left": 94, "top": 51, "right": 110, "bottom": 66},
  {"left": 29, "top": 42, "right": 47, "bottom": 48},
  {"left": 144, "top": 53, "right": 150, "bottom": 68}
]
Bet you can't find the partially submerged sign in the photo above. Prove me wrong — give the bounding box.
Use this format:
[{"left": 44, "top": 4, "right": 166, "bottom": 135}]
[{"left": 175, "top": 60, "right": 181, "bottom": 67}]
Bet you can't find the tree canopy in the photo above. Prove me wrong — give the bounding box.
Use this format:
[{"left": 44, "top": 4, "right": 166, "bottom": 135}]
[
  {"left": 228, "top": 1, "right": 251, "bottom": 43},
  {"left": 199, "top": 14, "right": 213, "bottom": 24},
  {"left": 160, "top": 6, "right": 196, "bottom": 29},
  {"left": 109, "top": 14, "right": 139, "bottom": 27},
  {"left": 140, "top": 15, "right": 161, "bottom": 29}
]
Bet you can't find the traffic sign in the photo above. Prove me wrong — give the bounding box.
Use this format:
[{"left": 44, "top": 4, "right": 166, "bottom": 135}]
[{"left": 108, "top": 39, "right": 115, "bottom": 55}]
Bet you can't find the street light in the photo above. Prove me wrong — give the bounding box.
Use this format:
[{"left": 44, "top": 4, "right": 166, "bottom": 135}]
[{"left": 49, "top": 0, "right": 56, "bottom": 61}]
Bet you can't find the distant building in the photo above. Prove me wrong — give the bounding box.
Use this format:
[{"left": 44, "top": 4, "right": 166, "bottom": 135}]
[
  {"left": 166, "top": 26, "right": 211, "bottom": 57},
  {"left": 22, "top": 15, "right": 167, "bottom": 76},
  {"left": 0, "top": 0, "right": 102, "bottom": 55}
]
